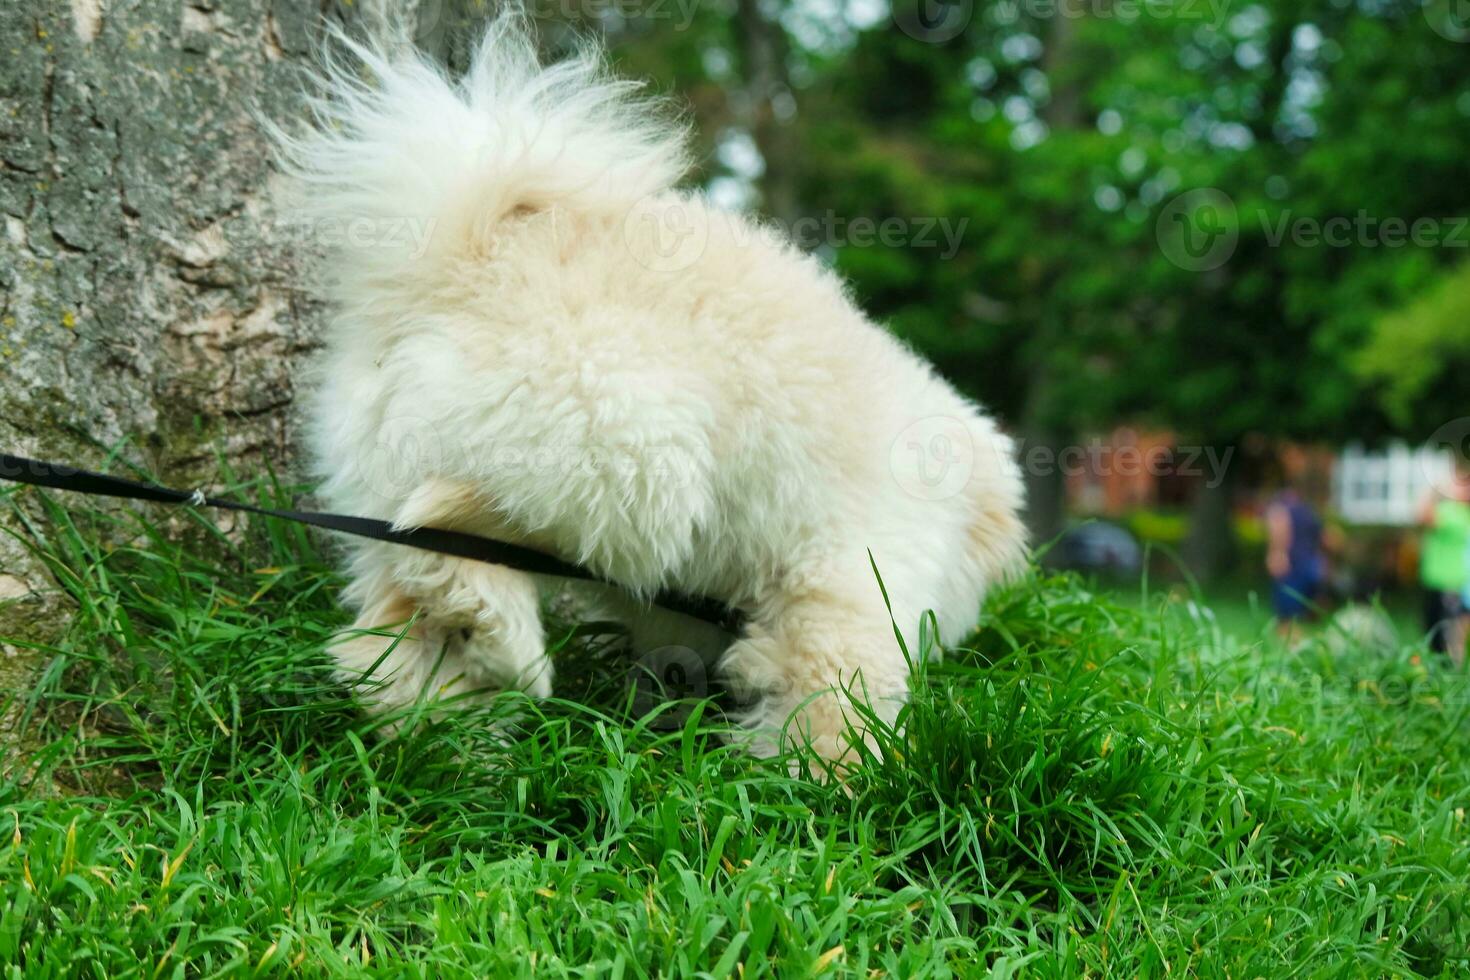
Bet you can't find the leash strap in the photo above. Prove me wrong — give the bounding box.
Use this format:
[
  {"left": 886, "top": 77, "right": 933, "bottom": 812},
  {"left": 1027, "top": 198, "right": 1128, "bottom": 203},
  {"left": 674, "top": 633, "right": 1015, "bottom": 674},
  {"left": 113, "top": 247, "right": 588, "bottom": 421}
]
[{"left": 0, "top": 452, "right": 740, "bottom": 630}]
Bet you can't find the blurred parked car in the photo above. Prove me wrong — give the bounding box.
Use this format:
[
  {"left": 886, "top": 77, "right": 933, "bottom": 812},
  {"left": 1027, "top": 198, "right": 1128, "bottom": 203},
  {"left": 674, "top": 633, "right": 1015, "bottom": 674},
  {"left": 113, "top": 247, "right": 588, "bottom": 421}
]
[{"left": 1050, "top": 522, "right": 1143, "bottom": 577}]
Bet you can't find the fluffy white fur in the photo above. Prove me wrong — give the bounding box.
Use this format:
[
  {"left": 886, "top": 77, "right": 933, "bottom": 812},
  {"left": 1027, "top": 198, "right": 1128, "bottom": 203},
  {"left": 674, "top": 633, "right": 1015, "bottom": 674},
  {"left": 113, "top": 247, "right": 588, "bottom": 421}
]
[{"left": 278, "top": 18, "right": 1027, "bottom": 764}]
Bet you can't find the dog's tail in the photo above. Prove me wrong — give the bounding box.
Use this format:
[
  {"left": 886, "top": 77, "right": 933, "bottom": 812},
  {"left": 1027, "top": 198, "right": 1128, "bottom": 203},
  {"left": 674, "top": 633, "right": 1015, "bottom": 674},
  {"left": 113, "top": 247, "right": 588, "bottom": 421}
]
[{"left": 270, "top": 15, "right": 688, "bottom": 291}]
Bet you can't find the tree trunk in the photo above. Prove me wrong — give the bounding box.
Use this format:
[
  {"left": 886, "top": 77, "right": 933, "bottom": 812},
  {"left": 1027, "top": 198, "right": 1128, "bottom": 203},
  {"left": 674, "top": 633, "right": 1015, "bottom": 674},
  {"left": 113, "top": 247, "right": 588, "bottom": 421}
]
[
  {"left": 1182, "top": 468, "right": 1238, "bottom": 582},
  {"left": 0, "top": 1, "right": 439, "bottom": 740},
  {"left": 734, "top": 0, "right": 800, "bottom": 226},
  {"left": 1019, "top": 371, "right": 1068, "bottom": 547},
  {"left": 1018, "top": 10, "right": 1082, "bottom": 547}
]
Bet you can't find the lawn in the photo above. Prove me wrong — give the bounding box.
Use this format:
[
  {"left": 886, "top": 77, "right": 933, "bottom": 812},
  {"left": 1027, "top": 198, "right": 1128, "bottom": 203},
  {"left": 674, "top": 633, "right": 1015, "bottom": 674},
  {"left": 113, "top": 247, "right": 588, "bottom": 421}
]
[
  {"left": 2, "top": 492, "right": 1468, "bottom": 977},
  {"left": 1096, "top": 577, "right": 1426, "bottom": 649}
]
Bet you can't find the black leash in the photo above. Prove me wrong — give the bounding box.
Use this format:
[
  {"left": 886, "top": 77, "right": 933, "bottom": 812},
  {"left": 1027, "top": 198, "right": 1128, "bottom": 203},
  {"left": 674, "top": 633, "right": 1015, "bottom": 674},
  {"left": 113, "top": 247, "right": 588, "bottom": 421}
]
[{"left": 0, "top": 452, "right": 741, "bottom": 630}]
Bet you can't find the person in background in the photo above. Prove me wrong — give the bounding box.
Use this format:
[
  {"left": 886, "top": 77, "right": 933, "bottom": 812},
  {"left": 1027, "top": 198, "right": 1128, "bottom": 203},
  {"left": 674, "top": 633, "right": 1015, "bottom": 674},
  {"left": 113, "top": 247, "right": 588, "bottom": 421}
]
[
  {"left": 1266, "top": 464, "right": 1328, "bottom": 640},
  {"left": 1418, "top": 455, "right": 1470, "bottom": 667}
]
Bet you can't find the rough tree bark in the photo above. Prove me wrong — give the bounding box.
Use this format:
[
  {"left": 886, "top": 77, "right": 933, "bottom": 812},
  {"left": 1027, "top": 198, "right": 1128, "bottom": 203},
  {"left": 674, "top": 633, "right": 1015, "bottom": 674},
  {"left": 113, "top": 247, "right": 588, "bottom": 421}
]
[{"left": 0, "top": 1, "right": 450, "bottom": 739}]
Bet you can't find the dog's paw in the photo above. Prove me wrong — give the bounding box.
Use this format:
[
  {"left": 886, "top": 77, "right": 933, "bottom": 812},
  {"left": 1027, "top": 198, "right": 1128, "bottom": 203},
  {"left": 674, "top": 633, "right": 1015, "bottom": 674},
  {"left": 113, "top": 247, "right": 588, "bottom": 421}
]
[
  {"left": 392, "top": 556, "right": 553, "bottom": 698},
  {"left": 736, "top": 688, "right": 897, "bottom": 778},
  {"left": 446, "top": 611, "right": 553, "bottom": 699}
]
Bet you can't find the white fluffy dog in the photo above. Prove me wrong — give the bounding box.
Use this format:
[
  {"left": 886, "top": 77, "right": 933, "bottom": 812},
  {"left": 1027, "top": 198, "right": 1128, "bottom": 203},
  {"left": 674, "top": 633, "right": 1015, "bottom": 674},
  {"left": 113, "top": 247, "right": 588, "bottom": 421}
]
[{"left": 279, "top": 18, "right": 1026, "bottom": 764}]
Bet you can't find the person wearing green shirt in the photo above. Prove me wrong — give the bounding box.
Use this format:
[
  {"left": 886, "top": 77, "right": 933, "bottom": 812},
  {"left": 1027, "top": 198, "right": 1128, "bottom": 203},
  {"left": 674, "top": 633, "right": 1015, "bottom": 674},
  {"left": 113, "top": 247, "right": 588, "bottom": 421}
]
[{"left": 1420, "top": 457, "right": 1470, "bottom": 666}]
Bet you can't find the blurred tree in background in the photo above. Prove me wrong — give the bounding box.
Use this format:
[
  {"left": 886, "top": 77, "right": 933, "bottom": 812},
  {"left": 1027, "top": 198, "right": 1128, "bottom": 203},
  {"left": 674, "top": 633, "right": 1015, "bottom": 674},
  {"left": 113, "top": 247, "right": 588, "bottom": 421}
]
[
  {"left": 1359, "top": 260, "right": 1470, "bottom": 430},
  {"left": 558, "top": 0, "right": 1470, "bottom": 572}
]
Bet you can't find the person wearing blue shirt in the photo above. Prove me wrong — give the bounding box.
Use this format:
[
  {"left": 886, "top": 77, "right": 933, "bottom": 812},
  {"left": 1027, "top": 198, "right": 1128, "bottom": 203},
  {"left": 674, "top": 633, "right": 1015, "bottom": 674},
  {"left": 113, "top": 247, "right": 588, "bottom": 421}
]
[{"left": 1266, "top": 485, "right": 1327, "bottom": 640}]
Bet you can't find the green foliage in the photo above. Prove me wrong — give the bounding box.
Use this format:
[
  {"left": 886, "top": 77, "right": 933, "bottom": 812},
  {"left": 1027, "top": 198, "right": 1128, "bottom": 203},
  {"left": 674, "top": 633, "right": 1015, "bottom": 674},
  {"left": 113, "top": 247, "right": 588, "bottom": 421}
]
[
  {"left": 3, "top": 489, "right": 1469, "bottom": 975},
  {"left": 1357, "top": 260, "right": 1470, "bottom": 428},
  {"left": 1124, "top": 508, "right": 1189, "bottom": 546},
  {"left": 585, "top": 1, "right": 1470, "bottom": 442}
]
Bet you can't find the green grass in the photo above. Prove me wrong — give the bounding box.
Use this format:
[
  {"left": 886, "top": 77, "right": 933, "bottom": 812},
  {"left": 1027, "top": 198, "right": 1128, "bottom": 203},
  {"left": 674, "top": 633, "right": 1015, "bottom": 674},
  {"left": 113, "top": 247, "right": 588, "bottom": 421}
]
[
  {"left": 1093, "top": 578, "right": 1425, "bottom": 649},
  {"left": 2, "top": 486, "right": 1469, "bottom": 977}
]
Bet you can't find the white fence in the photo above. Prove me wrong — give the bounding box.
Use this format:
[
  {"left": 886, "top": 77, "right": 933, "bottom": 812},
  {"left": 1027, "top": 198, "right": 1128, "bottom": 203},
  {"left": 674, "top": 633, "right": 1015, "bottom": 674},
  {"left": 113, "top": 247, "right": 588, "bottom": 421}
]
[{"left": 1334, "top": 442, "right": 1454, "bottom": 526}]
